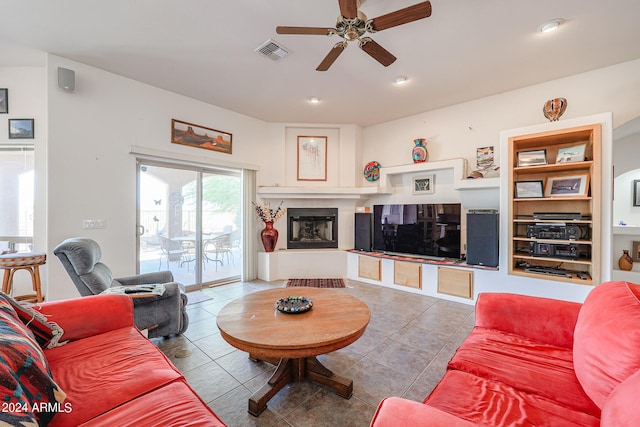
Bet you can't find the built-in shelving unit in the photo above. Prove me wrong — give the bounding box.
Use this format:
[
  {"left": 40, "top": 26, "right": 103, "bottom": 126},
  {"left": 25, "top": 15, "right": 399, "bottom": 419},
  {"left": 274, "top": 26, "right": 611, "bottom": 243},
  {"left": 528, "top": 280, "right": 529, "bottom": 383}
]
[{"left": 507, "top": 124, "right": 601, "bottom": 285}]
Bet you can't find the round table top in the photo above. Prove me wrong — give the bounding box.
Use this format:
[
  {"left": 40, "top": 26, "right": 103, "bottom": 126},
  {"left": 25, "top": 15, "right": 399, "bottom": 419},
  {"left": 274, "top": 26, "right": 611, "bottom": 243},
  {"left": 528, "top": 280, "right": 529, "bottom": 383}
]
[{"left": 216, "top": 287, "right": 370, "bottom": 359}]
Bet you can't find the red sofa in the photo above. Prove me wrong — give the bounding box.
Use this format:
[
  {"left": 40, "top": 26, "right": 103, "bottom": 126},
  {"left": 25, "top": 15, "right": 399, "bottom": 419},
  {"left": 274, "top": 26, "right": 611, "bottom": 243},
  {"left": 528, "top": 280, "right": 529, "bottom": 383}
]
[
  {"left": 370, "top": 281, "right": 640, "bottom": 427},
  {"left": 0, "top": 293, "right": 226, "bottom": 426}
]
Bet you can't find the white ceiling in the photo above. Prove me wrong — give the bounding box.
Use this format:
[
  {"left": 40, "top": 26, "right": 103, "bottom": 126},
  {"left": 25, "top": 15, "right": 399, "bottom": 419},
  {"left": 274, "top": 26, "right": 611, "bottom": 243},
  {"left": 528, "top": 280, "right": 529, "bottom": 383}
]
[{"left": 1, "top": 0, "right": 640, "bottom": 127}]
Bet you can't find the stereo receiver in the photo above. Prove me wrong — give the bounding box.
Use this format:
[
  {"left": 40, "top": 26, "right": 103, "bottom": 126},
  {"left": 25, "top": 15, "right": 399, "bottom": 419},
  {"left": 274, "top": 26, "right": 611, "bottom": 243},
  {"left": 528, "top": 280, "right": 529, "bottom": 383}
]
[
  {"left": 527, "top": 223, "right": 582, "bottom": 240},
  {"left": 529, "top": 242, "right": 580, "bottom": 260}
]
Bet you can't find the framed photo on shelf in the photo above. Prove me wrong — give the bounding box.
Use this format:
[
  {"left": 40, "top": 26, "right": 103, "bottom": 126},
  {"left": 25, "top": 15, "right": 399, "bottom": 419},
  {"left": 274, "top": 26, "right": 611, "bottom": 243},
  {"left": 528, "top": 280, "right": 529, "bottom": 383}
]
[
  {"left": 412, "top": 174, "right": 435, "bottom": 194},
  {"left": 632, "top": 241, "right": 640, "bottom": 263},
  {"left": 634, "top": 180, "right": 640, "bottom": 207},
  {"left": 297, "top": 136, "right": 327, "bottom": 181},
  {"left": 0, "top": 88, "right": 7, "bottom": 114},
  {"left": 8, "top": 118, "right": 34, "bottom": 139},
  {"left": 517, "top": 149, "right": 547, "bottom": 167},
  {"left": 556, "top": 144, "right": 586, "bottom": 164},
  {"left": 545, "top": 174, "right": 590, "bottom": 197},
  {"left": 514, "top": 180, "right": 544, "bottom": 198},
  {"left": 171, "top": 119, "right": 232, "bottom": 154}
]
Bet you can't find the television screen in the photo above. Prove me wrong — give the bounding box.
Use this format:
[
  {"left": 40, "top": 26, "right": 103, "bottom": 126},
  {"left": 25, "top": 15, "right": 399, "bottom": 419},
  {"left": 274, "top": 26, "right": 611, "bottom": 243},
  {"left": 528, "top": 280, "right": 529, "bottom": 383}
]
[{"left": 372, "top": 203, "right": 462, "bottom": 259}]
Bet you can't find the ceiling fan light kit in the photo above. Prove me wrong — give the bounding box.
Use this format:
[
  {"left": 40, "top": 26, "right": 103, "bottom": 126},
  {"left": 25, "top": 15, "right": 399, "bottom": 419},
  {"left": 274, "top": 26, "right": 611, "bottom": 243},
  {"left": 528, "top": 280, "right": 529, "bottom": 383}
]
[{"left": 276, "top": 0, "right": 432, "bottom": 71}]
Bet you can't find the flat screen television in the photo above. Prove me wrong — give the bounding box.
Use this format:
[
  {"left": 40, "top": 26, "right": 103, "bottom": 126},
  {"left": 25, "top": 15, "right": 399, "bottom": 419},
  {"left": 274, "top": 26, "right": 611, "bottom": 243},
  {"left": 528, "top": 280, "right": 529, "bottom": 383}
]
[{"left": 372, "top": 203, "right": 462, "bottom": 259}]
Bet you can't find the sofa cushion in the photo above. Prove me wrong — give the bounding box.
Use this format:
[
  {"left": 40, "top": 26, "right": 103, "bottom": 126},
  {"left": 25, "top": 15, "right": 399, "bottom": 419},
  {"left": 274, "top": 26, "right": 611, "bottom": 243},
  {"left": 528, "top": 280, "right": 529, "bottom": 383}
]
[
  {"left": 573, "top": 281, "right": 640, "bottom": 408},
  {"left": 0, "top": 296, "right": 67, "bottom": 426},
  {"left": 78, "top": 380, "right": 226, "bottom": 426},
  {"left": 448, "top": 327, "right": 599, "bottom": 417},
  {"left": 424, "top": 370, "right": 600, "bottom": 427},
  {"left": 1, "top": 291, "right": 65, "bottom": 349},
  {"left": 45, "top": 327, "right": 182, "bottom": 426},
  {"left": 600, "top": 368, "right": 640, "bottom": 427}
]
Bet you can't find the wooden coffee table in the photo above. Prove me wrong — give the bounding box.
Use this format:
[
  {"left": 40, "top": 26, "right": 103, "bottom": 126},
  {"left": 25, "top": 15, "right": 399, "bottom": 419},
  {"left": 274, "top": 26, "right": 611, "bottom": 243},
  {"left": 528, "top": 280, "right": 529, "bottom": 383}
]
[{"left": 216, "top": 287, "right": 370, "bottom": 416}]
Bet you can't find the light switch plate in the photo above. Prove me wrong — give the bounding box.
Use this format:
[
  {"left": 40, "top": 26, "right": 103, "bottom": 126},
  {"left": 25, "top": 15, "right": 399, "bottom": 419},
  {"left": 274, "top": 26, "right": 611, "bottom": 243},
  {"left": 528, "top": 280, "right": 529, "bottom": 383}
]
[{"left": 83, "top": 219, "right": 106, "bottom": 229}]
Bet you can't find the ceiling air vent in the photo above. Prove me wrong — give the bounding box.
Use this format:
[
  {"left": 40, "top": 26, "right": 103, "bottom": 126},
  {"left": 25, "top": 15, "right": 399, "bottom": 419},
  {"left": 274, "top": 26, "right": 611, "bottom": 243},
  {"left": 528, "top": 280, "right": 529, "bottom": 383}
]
[{"left": 255, "top": 39, "right": 290, "bottom": 61}]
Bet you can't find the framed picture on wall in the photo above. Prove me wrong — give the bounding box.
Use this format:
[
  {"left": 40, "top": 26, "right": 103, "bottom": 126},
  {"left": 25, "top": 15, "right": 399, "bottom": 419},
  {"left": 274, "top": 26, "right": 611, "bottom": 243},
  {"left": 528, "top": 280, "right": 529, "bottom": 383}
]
[
  {"left": 412, "top": 174, "right": 435, "bottom": 194},
  {"left": 171, "top": 119, "right": 232, "bottom": 154},
  {"left": 8, "top": 118, "right": 34, "bottom": 139},
  {"left": 0, "top": 89, "right": 7, "bottom": 114},
  {"left": 634, "top": 180, "right": 640, "bottom": 207},
  {"left": 297, "top": 136, "right": 327, "bottom": 181}
]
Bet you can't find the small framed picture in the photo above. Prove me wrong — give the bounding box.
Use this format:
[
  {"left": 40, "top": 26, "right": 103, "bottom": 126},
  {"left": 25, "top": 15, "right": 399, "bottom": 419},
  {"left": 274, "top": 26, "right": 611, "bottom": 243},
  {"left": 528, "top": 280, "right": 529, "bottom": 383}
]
[
  {"left": 8, "top": 118, "right": 34, "bottom": 139},
  {"left": 545, "top": 174, "right": 590, "bottom": 197},
  {"left": 0, "top": 88, "right": 7, "bottom": 114},
  {"left": 556, "top": 144, "right": 586, "bottom": 164},
  {"left": 412, "top": 174, "right": 434, "bottom": 194},
  {"left": 632, "top": 241, "right": 640, "bottom": 262},
  {"left": 517, "top": 149, "right": 547, "bottom": 167},
  {"left": 633, "top": 180, "right": 640, "bottom": 207},
  {"left": 514, "top": 180, "right": 544, "bottom": 198}
]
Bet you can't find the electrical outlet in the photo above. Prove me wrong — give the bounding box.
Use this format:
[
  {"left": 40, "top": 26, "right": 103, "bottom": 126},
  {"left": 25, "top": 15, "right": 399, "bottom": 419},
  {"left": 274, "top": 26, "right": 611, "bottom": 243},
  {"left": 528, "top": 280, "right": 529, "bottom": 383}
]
[{"left": 83, "top": 219, "right": 106, "bottom": 229}]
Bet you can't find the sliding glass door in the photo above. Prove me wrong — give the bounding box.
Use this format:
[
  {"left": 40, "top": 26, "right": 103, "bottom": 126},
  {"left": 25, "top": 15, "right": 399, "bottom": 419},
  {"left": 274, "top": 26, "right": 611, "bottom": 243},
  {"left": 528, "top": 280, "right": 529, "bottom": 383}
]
[{"left": 137, "top": 161, "right": 242, "bottom": 289}]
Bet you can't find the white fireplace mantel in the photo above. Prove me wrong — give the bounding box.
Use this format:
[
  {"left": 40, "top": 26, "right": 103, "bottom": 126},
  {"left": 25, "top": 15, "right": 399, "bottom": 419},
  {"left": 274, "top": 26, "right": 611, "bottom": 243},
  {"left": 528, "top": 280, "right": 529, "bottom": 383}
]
[
  {"left": 256, "top": 158, "right": 487, "bottom": 200},
  {"left": 256, "top": 186, "right": 378, "bottom": 200}
]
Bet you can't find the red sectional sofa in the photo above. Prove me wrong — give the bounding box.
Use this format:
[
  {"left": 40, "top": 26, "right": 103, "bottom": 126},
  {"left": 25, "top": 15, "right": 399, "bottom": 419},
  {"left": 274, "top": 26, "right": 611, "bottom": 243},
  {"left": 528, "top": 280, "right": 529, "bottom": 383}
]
[
  {"left": 0, "top": 293, "right": 225, "bottom": 426},
  {"left": 370, "top": 281, "right": 640, "bottom": 427}
]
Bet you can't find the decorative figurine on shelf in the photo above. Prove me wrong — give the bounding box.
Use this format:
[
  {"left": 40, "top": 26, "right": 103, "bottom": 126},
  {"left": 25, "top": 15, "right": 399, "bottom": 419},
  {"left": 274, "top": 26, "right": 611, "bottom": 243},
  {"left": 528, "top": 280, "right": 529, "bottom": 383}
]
[
  {"left": 252, "top": 201, "right": 286, "bottom": 252},
  {"left": 543, "top": 97, "right": 567, "bottom": 121},
  {"left": 412, "top": 138, "right": 428, "bottom": 163}
]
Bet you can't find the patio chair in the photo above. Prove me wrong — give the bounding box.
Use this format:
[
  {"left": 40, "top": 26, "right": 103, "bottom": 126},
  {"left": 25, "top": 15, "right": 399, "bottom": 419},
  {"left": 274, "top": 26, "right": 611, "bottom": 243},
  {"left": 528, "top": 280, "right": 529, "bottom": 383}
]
[
  {"left": 158, "top": 235, "right": 188, "bottom": 270},
  {"left": 54, "top": 237, "right": 189, "bottom": 338}
]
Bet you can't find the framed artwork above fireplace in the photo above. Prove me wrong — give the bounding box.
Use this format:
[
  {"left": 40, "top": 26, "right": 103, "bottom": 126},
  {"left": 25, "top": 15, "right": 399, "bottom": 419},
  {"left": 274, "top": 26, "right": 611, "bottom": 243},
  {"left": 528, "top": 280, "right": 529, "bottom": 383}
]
[{"left": 297, "top": 136, "right": 327, "bottom": 181}]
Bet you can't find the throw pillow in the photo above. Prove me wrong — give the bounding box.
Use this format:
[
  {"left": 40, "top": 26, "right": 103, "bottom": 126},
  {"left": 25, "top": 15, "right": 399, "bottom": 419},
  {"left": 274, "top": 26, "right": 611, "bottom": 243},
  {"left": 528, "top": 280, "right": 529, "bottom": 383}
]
[
  {"left": 0, "top": 297, "right": 67, "bottom": 425},
  {"left": 573, "top": 281, "right": 640, "bottom": 408},
  {"left": 0, "top": 292, "right": 65, "bottom": 349}
]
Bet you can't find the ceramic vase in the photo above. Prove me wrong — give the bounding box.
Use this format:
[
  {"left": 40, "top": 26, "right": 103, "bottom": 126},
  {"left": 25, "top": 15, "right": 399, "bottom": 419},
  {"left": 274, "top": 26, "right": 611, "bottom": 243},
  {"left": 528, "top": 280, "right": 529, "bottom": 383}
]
[
  {"left": 260, "top": 221, "right": 278, "bottom": 252},
  {"left": 412, "top": 138, "right": 428, "bottom": 163},
  {"left": 619, "top": 249, "right": 634, "bottom": 271}
]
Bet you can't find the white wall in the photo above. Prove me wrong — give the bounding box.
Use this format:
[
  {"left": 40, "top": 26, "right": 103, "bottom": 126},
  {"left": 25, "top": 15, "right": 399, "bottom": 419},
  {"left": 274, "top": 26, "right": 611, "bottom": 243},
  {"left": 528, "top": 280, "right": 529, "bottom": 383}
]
[
  {"left": 45, "top": 55, "right": 269, "bottom": 301},
  {"left": 362, "top": 59, "right": 640, "bottom": 181}
]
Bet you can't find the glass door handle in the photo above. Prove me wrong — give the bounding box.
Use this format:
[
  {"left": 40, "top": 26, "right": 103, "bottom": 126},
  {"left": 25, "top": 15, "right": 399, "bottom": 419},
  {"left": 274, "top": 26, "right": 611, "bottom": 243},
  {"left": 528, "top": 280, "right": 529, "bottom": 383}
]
[{"left": 137, "top": 225, "right": 145, "bottom": 236}]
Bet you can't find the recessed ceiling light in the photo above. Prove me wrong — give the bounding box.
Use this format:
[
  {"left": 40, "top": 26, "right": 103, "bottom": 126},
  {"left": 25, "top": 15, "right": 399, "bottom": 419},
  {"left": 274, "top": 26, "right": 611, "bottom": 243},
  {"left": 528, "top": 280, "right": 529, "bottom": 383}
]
[
  {"left": 538, "top": 18, "right": 564, "bottom": 33},
  {"left": 308, "top": 96, "right": 320, "bottom": 104},
  {"left": 394, "top": 76, "right": 408, "bottom": 85}
]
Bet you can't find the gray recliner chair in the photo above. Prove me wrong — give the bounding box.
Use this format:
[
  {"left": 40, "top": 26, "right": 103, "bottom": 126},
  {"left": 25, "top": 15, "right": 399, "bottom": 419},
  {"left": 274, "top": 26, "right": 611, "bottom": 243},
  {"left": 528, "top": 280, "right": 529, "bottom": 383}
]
[{"left": 53, "top": 237, "right": 189, "bottom": 338}]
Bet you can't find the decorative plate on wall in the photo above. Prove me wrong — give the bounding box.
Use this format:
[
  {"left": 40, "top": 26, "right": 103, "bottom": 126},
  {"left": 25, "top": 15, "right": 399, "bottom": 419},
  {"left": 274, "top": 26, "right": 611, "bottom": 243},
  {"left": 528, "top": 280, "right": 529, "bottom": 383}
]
[{"left": 364, "top": 161, "right": 381, "bottom": 182}]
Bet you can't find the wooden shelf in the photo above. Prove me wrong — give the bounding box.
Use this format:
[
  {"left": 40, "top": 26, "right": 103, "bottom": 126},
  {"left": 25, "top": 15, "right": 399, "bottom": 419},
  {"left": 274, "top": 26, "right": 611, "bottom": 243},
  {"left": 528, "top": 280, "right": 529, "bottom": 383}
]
[{"left": 507, "top": 123, "right": 601, "bottom": 286}]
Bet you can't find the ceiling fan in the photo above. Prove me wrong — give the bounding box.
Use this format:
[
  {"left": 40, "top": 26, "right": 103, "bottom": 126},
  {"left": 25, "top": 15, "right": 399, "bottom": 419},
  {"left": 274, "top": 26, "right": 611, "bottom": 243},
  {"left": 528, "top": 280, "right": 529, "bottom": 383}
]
[{"left": 276, "top": 0, "right": 432, "bottom": 71}]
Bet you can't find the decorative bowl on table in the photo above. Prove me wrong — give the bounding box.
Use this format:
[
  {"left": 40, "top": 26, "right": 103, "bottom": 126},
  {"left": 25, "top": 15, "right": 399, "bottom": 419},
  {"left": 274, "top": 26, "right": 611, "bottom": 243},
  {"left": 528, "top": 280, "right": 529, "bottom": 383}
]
[{"left": 275, "top": 296, "right": 313, "bottom": 314}]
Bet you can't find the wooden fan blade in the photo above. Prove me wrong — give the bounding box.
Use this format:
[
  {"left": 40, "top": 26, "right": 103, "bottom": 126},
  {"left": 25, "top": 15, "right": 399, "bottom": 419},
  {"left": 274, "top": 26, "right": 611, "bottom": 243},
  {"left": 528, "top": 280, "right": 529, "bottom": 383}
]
[
  {"left": 360, "top": 39, "right": 396, "bottom": 67},
  {"left": 339, "top": 0, "right": 358, "bottom": 19},
  {"left": 369, "top": 1, "right": 432, "bottom": 31},
  {"left": 316, "top": 43, "right": 347, "bottom": 71},
  {"left": 276, "top": 26, "right": 333, "bottom": 35}
]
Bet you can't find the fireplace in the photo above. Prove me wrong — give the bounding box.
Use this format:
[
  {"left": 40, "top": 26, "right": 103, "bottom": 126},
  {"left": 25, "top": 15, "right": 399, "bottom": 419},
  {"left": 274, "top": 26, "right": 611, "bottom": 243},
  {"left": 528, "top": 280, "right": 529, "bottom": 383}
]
[{"left": 287, "top": 208, "right": 338, "bottom": 249}]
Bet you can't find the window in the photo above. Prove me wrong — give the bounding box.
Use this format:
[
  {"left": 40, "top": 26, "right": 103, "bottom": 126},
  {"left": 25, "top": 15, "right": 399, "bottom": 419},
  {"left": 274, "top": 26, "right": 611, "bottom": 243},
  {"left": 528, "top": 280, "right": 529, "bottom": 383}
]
[{"left": 0, "top": 145, "right": 34, "bottom": 252}]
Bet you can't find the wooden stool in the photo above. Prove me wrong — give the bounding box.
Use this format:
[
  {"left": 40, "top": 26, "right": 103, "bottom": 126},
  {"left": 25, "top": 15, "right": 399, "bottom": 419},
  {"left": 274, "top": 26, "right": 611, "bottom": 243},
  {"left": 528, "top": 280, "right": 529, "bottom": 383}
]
[{"left": 0, "top": 252, "right": 46, "bottom": 303}]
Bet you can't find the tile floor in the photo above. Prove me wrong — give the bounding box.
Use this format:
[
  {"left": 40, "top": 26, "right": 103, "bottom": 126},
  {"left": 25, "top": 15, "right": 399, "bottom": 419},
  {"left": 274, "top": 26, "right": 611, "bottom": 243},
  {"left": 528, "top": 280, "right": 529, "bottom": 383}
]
[{"left": 153, "top": 280, "right": 475, "bottom": 427}]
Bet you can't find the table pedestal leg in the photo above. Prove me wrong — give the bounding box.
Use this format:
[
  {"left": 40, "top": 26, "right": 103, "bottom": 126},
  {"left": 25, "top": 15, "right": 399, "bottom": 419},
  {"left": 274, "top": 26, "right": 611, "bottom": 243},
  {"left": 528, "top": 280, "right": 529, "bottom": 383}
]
[{"left": 247, "top": 355, "right": 353, "bottom": 416}]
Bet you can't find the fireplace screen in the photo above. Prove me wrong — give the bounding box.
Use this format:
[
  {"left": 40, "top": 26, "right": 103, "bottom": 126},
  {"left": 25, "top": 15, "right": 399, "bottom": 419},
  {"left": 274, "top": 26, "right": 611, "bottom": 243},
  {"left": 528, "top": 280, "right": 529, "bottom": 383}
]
[{"left": 287, "top": 208, "right": 338, "bottom": 249}]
